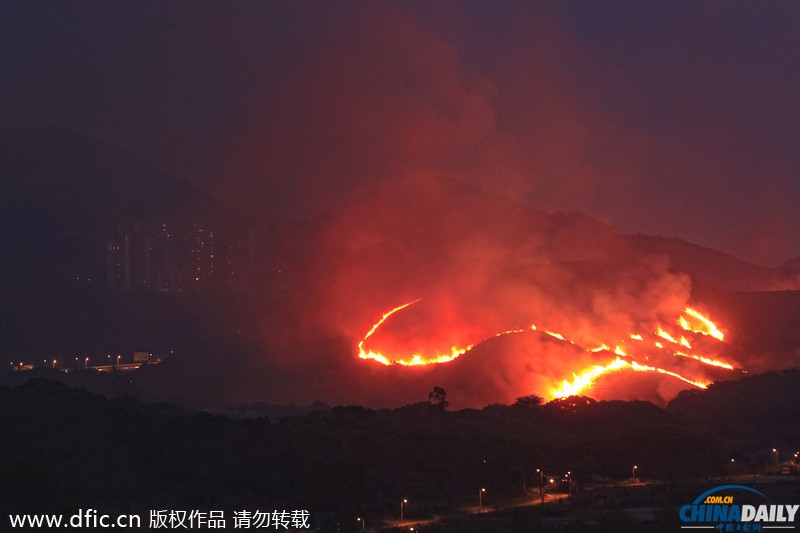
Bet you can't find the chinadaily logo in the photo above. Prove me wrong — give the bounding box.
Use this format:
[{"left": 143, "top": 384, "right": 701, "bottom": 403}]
[{"left": 679, "top": 485, "right": 798, "bottom": 531}]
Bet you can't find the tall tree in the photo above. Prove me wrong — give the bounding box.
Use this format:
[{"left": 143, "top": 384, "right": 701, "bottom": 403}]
[{"left": 428, "top": 386, "right": 449, "bottom": 410}]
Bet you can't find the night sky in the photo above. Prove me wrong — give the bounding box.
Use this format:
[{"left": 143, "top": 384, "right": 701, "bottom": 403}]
[{"left": 2, "top": 1, "right": 799, "bottom": 267}]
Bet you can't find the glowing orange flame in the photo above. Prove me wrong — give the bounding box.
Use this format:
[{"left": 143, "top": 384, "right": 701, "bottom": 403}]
[
  {"left": 675, "top": 351, "right": 734, "bottom": 370},
  {"left": 552, "top": 358, "right": 630, "bottom": 398},
  {"left": 589, "top": 344, "right": 611, "bottom": 353},
  {"left": 357, "top": 299, "right": 472, "bottom": 366},
  {"left": 359, "top": 299, "right": 420, "bottom": 345},
  {"left": 680, "top": 308, "right": 725, "bottom": 341},
  {"left": 657, "top": 327, "right": 677, "bottom": 344},
  {"left": 552, "top": 357, "right": 710, "bottom": 399},
  {"left": 397, "top": 346, "right": 472, "bottom": 366},
  {"left": 357, "top": 300, "right": 735, "bottom": 399},
  {"left": 656, "top": 324, "right": 695, "bottom": 349}
]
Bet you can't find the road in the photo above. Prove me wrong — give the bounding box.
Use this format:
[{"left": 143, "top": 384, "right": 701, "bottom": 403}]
[{"left": 375, "top": 492, "right": 570, "bottom": 531}]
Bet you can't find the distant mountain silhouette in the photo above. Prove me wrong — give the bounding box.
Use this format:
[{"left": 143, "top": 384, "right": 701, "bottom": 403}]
[
  {"left": 780, "top": 256, "right": 800, "bottom": 271},
  {"left": 0, "top": 126, "right": 228, "bottom": 286},
  {"left": 2, "top": 128, "right": 798, "bottom": 408},
  {"left": 622, "top": 234, "right": 800, "bottom": 292},
  {"left": 2, "top": 127, "right": 794, "bottom": 293},
  {"left": 668, "top": 368, "right": 800, "bottom": 444}
]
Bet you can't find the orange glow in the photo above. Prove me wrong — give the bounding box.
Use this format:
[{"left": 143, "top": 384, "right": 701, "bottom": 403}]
[
  {"left": 656, "top": 327, "right": 677, "bottom": 344},
  {"left": 357, "top": 300, "right": 735, "bottom": 399},
  {"left": 681, "top": 308, "right": 725, "bottom": 341},
  {"left": 551, "top": 357, "right": 710, "bottom": 399},
  {"left": 552, "top": 358, "right": 630, "bottom": 398},
  {"left": 675, "top": 351, "right": 734, "bottom": 370},
  {"left": 357, "top": 299, "right": 472, "bottom": 366},
  {"left": 589, "top": 344, "right": 611, "bottom": 353},
  {"left": 657, "top": 325, "right": 694, "bottom": 349}
]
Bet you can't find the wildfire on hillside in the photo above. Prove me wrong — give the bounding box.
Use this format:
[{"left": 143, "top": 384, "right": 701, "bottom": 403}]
[{"left": 357, "top": 299, "right": 734, "bottom": 401}]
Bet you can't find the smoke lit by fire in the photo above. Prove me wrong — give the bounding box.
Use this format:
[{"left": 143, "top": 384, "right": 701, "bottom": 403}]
[
  {"left": 279, "top": 173, "right": 752, "bottom": 409},
  {"left": 358, "top": 299, "right": 734, "bottom": 401}
]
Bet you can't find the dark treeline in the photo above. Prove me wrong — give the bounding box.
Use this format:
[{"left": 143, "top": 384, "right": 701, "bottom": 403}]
[{"left": 1, "top": 371, "right": 799, "bottom": 528}]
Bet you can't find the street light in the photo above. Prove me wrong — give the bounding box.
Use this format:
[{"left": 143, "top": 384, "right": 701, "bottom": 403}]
[
  {"left": 479, "top": 488, "right": 486, "bottom": 509},
  {"left": 401, "top": 499, "right": 407, "bottom": 520},
  {"left": 632, "top": 465, "right": 638, "bottom": 482},
  {"left": 84, "top": 357, "right": 89, "bottom": 368},
  {"left": 536, "top": 468, "right": 545, "bottom": 503},
  {"left": 356, "top": 517, "right": 365, "bottom": 532}
]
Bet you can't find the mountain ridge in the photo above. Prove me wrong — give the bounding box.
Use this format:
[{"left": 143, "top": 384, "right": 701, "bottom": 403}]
[
  {"left": 2, "top": 126, "right": 796, "bottom": 294},
  {"left": 2, "top": 127, "right": 799, "bottom": 409}
]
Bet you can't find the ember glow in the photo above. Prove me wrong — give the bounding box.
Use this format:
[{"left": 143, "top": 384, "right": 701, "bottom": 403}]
[
  {"left": 357, "top": 299, "right": 472, "bottom": 366},
  {"left": 552, "top": 357, "right": 710, "bottom": 399},
  {"left": 681, "top": 308, "right": 725, "bottom": 341},
  {"left": 357, "top": 299, "right": 735, "bottom": 401}
]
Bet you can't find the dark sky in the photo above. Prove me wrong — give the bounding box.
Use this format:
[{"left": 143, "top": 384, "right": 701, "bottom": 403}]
[{"left": 2, "top": 1, "right": 799, "bottom": 266}]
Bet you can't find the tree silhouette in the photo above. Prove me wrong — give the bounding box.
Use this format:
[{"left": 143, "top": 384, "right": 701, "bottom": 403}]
[
  {"left": 513, "top": 395, "right": 543, "bottom": 409},
  {"left": 428, "top": 386, "right": 449, "bottom": 409}
]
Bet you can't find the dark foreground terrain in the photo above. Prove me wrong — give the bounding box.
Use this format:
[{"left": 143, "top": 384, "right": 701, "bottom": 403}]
[{"left": 2, "top": 370, "right": 800, "bottom": 531}]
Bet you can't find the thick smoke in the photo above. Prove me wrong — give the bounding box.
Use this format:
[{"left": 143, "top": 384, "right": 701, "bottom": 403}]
[
  {"left": 3, "top": 2, "right": 798, "bottom": 264},
  {"left": 200, "top": 4, "right": 798, "bottom": 408},
  {"left": 219, "top": 3, "right": 498, "bottom": 220},
  {"left": 212, "top": 3, "right": 800, "bottom": 266},
  {"left": 289, "top": 173, "right": 706, "bottom": 408},
  {"left": 223, "top": 6, "right": 707, "bottom": 408},
  {"left": 2, "top": 3, "right": 798, "bottom": 408}
]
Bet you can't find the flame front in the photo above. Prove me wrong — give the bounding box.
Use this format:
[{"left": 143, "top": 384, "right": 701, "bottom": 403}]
[
  {"left": 357, "top": 299, "right": 472, "bottom": 366},
  {"left": 358, "top": 300, "right": 735, "bottom": 400},
  {"left": 551, "top": 357, "right": 710, "bottom": 399},
  {"left": 682, "top": 307, "right": 725, "bottom": 341}
]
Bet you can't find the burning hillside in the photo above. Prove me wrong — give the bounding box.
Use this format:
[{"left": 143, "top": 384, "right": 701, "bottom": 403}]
[
  {"left": 284, "top": 175, "right": 773, "bottom": 408},
  {"left": 357, "top": 298, "right": 734, "bottom": 401}
]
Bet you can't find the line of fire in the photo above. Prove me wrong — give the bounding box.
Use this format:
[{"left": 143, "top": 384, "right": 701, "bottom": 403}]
[{"left": 358, "top": 299, "right": 733, "bottom": 401}]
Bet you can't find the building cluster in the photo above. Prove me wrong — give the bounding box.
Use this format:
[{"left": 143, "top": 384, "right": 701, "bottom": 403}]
[{"left": 105, "top": 216, "right": 291, "bottom": 297}]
